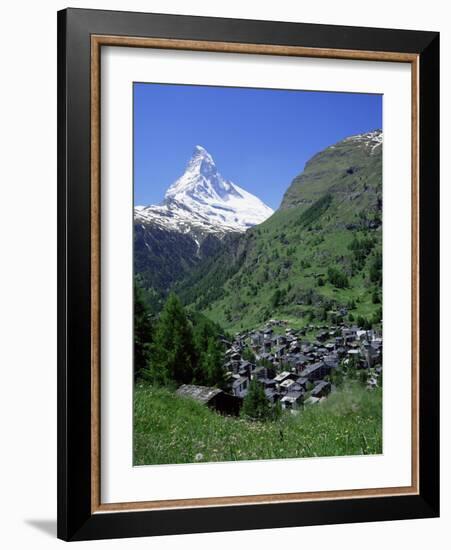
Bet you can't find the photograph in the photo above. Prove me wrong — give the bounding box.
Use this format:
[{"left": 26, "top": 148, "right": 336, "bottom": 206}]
[
  {"left": 50, "top": 4, "right": 440, "bottom": 542},
  {"left": 133, "top": 83, "right": 384, "bottom": 466}
]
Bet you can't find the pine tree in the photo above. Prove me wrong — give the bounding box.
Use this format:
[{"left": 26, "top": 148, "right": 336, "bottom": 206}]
[
  {"left": 192, "top": 317, "right": 216, "bottom": 355},
  {"left": 372, "top": 289, "right": 381, "bottom": 304},
  {"left": 147, "top": 293, "right": 196, "bottom": 385},
  {"left": 134, "top": 280, "right": 153, "bottom": 380},
  {"left": 201, "top": 337, "right": 226, "bottom": 388},
  {"left": 192, "top": 317, "right": 224, "bottom": 385},
  {"left": 242, "top": 379, "right": 271, "bottom": 421}
]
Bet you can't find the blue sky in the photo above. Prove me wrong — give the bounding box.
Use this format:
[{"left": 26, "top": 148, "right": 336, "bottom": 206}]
[{"left": 134, "top": 83, "right": 382, "bottom": 210}]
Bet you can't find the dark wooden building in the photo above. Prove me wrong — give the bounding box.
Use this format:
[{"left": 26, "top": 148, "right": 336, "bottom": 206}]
[{"left": 176, "top": 384, "right": 242, "bottom": 416}]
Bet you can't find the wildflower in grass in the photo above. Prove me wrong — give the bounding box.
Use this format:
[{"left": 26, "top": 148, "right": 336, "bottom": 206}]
[{"left": 194, "top": 452, "right": 204, "bottom": 462}]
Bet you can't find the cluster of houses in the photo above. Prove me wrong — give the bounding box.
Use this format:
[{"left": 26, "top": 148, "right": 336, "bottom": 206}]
[{"left": 178, "top": 319, "right": 382, "bottom": 417}]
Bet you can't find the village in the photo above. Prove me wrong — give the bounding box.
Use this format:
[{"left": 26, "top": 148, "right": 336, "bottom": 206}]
[{"left": 177, "top": 319, "right": 383, "bottom": 417}]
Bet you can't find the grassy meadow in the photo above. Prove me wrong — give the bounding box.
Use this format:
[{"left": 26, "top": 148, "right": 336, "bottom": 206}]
[{"left": 134, "top": 383, "right": 382, "bottom": 466}]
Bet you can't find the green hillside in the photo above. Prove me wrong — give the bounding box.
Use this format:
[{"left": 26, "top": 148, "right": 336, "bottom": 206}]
[
  {"left": 134, "top": 223, "right": 227, "bottom": 313},
  {"left": 280, "top": 130, "right": 382, "bottom": 211},
  {"left": 177, "top": 131, "right": 383, "bottom": 331},
  {"left": 134, "top": 383, "right": 382, "bottom": 465}
]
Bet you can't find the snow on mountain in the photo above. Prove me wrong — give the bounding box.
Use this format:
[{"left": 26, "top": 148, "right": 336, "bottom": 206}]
[
  {"left": 135, "top": 145, "right": 274, "bottom": 234},
  {"left": 343, "top": 129, "right": 383, "bottom": 153}
]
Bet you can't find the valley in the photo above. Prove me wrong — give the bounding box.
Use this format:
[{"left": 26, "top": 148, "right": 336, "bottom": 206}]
[
  {"left": 133, "top": 130, "right": 383, "bottom": 462},
  {"left": 175, "top": 130, "right": 382, "bottom": 331}
]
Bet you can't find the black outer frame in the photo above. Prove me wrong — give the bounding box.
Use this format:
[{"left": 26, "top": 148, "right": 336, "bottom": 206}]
[{"left": 57, "top": 8, "right": 439, "bottom": 542}]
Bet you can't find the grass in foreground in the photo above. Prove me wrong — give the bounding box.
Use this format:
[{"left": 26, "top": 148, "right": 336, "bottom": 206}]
[{"left": 134, "top": 383, "right": 382, "bottom": 465}]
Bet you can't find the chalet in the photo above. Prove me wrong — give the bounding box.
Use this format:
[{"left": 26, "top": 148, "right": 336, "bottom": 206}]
[
  {"left": 261, "top": 378, "right": 276, "bottom": 389},
  {"left": 302, "top": 344, "right": 315, "bottom": 354},
  {"left": 224, "top": 360, "right": 234, "bottom": 372},
  {"left": 266, "top": 365, "right": 277, "bottom": 379},
  {"left": 282, "top": 355, "right": 294, "bottom": 367},
  {"left": 234, "top": 338, "right": 245, "bottom": 350},
  {"left": 357, "top": 329, "right": 370, "bottom": 341},
  {"left": 281, "top": 391, "right": 304, "bottom": 411},
  {"left": 301, "top": 361, "right": 330, "bottom": 381},
  {"left": 274, "top": 345, "right": 287, "bottom": 358},
  {"left": 263, "top": 340, "right": 272, "bottom": 351},
  {"left": 289, "top": 342, "right": 301, "bottom": 354},
  {"left": 264, "top": 388, "right": 279, "bottom": 403},
  {"left": 232, "top": 376, "right": 249, "bottom": 398},
  {"left": 289, "top": 382, "right": 303, "bottom": 394},
  {"left": 311, "top": 380, "right": 331, "bottom": 398},
  {"left": 238, "top": 367, "right": 250, "bottom": 378},
  {"left": 362, "top": 342, "right": 381, "bottom": 368},
  {"left": 279, "top": 378, "right": 296, "bottom": 393},
  {"left": 335, "top": 336, "right": 344, "bottom": 347},
  {"left": 372, "top": 337, "right": 383, "bottom": 349},
  {"left": 276, "top": 335, "right": 287, "bottom": 346},
  {"left": 273, "top": 371, "right": 293, "bottom": 385},
  {"left": 342, "top": 327, "right": 358, "bottom": 344},
  {"left": 230, "top": 351, "right": 241, "bottom": 362},
  {"left": 239, "top": 360, "right": 252, "bottom": 376},
  {"left": 252, "top": 366, "right": 267, "bottom": 380},
  {"left": 250, "top": 332, "right": 263, "bottom": 347},
  {"left": 323, "top": 354, "right": 339, "bottom": 370},
  {"left": 176, "top": 384, "right": 242, "bottom": 416},
  {"left": 295, "top": 377, "right": 309, "bottom": 390},
  {"left": 294, "top": 353, "right": 311, "bottom": 366}
]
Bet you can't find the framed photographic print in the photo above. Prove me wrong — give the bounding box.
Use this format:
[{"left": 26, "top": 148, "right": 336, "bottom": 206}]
[{"left": 57, "top": 8, "right": 439, "bottom": 541}]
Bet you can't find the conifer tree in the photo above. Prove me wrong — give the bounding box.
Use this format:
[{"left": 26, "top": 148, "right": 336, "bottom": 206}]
[
  {"left": 201, "top": 337, "right": 226, "bottom": 388},
  {"left": 242, "top": 378, "right": 271, "bottom": 421},
  {"left": 134, "top": 280, "right": 153, "bottom": 380},
  {"left": 147, "top": 293, "right": 196, "bottom": 385}
]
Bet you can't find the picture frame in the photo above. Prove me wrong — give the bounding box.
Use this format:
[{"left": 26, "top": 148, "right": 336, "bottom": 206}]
[{"left": 57, "top": 7, "right": 439, "bottom": 541}]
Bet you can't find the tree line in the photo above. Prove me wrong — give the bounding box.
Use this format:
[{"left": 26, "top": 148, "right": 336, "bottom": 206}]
[
  {"left": 134, "top": 281, "right": 226, "bottom": 389},
  {"left": 135, "top": 281, "right": 279, "bottom": 421}
]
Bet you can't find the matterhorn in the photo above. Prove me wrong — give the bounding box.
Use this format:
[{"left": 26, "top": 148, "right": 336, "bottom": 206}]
[
  {"left": 134, "top": 146, "right": 273, "bottom": 295},
  {"left": 135, "top": 145, "right": 273, "bottom": 234}
]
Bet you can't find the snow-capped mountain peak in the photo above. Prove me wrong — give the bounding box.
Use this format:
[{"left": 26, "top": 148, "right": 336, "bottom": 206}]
[
  {"left": 136, "top": 146, "right": 273, "bottom": 234},
  {"left": 343, "top": 129, "right": 383, "bottom": 153},
  {"left": 165, "top": 145, "right": 240, "bottom": 203}
]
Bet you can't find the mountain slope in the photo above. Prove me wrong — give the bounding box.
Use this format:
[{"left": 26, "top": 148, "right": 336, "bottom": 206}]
[
  {"left": 281, "top": 130, "right": 382, "bottom": 212},
  {"left": 134, "top": 146, "right": 273, "bottom": 307},
  {"left": 178, "top": 130, "right": 383, "bottom": 330}
]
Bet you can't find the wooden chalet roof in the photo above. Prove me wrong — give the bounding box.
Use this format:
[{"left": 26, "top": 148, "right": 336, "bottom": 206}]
[{"left": 176, "top": 384, "right": 222, "bottom": 404}]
